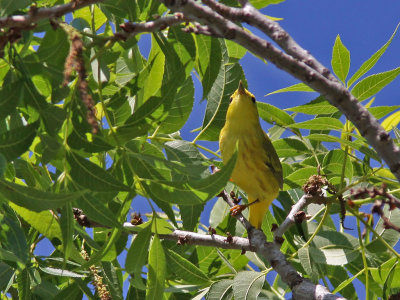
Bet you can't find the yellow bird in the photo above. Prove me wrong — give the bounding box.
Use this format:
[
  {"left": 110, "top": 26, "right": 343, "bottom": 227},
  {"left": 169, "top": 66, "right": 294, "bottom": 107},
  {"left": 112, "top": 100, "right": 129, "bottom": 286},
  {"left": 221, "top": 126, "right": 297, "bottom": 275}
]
[{"left": 219, "top": 81, "right": 283, "bottom": 229}]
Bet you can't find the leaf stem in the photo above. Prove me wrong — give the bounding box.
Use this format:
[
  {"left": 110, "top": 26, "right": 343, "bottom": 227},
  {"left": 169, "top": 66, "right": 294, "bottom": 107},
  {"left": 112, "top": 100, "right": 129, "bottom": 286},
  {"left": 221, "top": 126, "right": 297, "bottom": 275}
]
[{"left": 357, "top": 217, "right": 369, "bottom": 300}]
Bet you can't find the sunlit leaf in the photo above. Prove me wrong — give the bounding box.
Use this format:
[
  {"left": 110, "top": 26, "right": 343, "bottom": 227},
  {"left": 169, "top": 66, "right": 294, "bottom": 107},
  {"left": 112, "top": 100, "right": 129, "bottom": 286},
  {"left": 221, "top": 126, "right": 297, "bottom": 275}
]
[
  {"left": 331, "top": 35, "right": 350, "bottom": 83},
  {"left": 348, "top": 23, "right": 400, "bottom": 87},
  {"left": 351, "top": 67, "right": 400, "bottom": 101}
]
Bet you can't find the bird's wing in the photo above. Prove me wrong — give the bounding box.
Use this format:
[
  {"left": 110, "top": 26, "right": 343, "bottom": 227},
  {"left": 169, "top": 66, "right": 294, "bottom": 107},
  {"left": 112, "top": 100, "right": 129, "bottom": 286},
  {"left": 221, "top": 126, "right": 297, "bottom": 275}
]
[{"left": 262, "top": 131, "right": 283, "bottom": 189}]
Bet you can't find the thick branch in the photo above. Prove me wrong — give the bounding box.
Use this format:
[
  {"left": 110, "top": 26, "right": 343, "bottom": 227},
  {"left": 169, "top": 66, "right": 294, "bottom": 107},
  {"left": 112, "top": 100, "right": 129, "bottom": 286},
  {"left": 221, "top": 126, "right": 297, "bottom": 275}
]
[
  {"left": 0, "top": 0, "right": 103, "bottom": 28},
  {"left": 162, "top": 0, "right": 400, "bottom": 183}
]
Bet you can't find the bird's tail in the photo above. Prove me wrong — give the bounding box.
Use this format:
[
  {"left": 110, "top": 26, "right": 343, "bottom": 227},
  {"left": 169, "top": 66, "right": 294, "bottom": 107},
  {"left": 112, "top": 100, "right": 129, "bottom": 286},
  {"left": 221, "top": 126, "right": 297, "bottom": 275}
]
[{"left": 248, "top": 196, "right": 271, "bottom": 229}]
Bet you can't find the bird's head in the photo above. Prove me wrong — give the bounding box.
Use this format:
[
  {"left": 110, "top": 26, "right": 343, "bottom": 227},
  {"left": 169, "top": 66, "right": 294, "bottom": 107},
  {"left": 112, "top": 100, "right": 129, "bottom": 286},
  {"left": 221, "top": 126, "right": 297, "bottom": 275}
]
[{"left": 225, "top": 81, "right": 259, "bottom": 125}]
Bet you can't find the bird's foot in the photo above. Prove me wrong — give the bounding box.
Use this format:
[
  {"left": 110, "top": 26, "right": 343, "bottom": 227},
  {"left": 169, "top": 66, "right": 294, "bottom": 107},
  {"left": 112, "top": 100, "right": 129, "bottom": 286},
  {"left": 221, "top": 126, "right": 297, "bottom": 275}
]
[{"left": 230, "top": 204, "right": 248, "bottom": 216}]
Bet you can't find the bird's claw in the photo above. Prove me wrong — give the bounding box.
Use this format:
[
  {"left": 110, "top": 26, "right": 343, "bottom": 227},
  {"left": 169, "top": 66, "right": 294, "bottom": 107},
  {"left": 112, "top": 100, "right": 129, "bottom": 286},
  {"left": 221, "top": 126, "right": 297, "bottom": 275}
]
[{"left": 230, "top": 204, "right": 247, "bottom": 216}]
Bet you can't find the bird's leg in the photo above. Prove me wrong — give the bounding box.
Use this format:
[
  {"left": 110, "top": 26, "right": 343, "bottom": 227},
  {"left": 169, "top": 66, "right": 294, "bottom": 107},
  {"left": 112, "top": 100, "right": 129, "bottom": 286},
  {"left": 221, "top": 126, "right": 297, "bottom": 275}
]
[{"left": 230, "top": 199, "right": 260, "bottom": 216}]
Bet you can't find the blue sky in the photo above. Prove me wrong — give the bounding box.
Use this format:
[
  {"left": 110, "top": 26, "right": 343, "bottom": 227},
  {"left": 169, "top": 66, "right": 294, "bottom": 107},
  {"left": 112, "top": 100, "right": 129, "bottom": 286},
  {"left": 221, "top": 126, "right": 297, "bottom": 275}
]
[{"left": 33, "top": 1, "right": 400, "bottom": 298}]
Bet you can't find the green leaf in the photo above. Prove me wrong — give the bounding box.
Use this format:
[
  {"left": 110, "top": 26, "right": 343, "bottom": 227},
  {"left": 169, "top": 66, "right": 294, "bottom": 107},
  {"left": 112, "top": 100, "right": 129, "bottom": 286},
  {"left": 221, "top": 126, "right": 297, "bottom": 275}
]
[
  {"left": 168, "top": 25, "right": 196, "bottom": 77},
  {"left": 0, "top": 262, "right": 15, "bottom": 290},
  {"left": 142, "top": 150, "right": 237, "bottom": 205},
  {"left": 67, "top": 128, "right": 113, "bottom": 153},
  {"left": 266, "top": 82, "right": 315, "bottom": 96},
  {"left": 146, "top": 235, "right": 166, "bottom": 300},
  {"left": 141, "top": 37, "right": 165, "bottom": 103},
  {"left": 207, "top": 279, "right": 233, "bottom": 300},
  {"left": 272, "top": 138, "right": 310, "bottom": 157},
  {"left": 0, "top": 0, "right": 29, "bottom": 16},
  {"left": 309, "top": 231, "right": 360, "bottom": 265},
  {"left": 382, "top": 110, "right": 400, "bottom": 131},
  {"left": 370, "top": 257, "right": 400, "bottom": 288},
  {"left": 165, "top": 249, "right": 210, "bottom": 284},
  {"left": 101, "top": 261, "right": 124, "bottom": 300},
  {"left": 307, "top": 134, "right": 380, "bottom": 161},
  {"left": 367, "top": 205, "right": 400, "bottom": 252},
  {"left": 163, "top": 140, "right": 210, "bottom": 183},
  {"left": 225, "top": 39, "right": 247, "bottom": 60},
  {"left": 158, "top": 76, "right": 194, "bottom": 134},
  {"left": 209, "top": 198, "right": 230, "bottom": 229},
  {"left": 232, "top": 271, "right": 264, "bottom": 300},
  {"left": 198, "top": 60, "right": 244, "bottom": 141},
  {"left": 9, "top": 203, "right": 85, "bottom": 264},
  {"left": 250, "top": 0, "right": 285, "bottom": 9},
  {"left": 0, "top": 80, "right": 23, "bottom": 119},
  {"left": 368, "top": 105, "right": 400, "bottom": 119},
  {"left": 39, "top": 267, "right": 85, "bottom": 278},
  {"left": 66, "top": 151, "right": 129, "bottom": 192},
  {"left": 37, "top": 28, "right": 69, "bottom": 67},
  {"left": 322, "top": 149, "right": 353, "bottom": 181},
  {"left": 17, "top": 268, "right": 31, "bottom": 300},
  {"left": 125, "top": 223, "right": 152, "bottom": 274},
  {"left": 60, "top": 203, "right": 74, "bottom": 260},
  {"left": 0, "top": 153, "right": 5, "bottom": 178},
  {"left": 351, "top": 67, "right": 400, "bottom": 101},
  {"left": 288, "top": 117, "right": 343, "bottom": 131},
  {"left": 348, "top": 23, "right": 400, "bottom": 87},
  {"left": 298, "top": 247, "right": 318, "bottom": 283},
  {"left": 0, "top": 122, "right": 38, "bottom": 162},
  {"left": 179, "top": 204, "right": 204, "bottom": 231},
  {"left": 331, "top": 35, "right": 350, "bottom": 83},
  {"left": 195, "top": 35, "right": 222, "bottom": 99},
  {"left": 286, "top": 96, "right": 338, "bottom": 115},
  {"left": 324, "top": 265, "right": 357, "bottom": 299},
  {"left": 284, "top": 167, "right": 317, "bottom": 190},
  {"left": 0, "top": 179, "right": 83, "bottom": 212},
  {"left": 257, "top": 102, "right": 298, "bottom": 132},
  {"left": 0, "top": 214, "right": 28, "bottom": 264},
  {"left": 31, "top": 281, "right": 61, "bottom": 299}
]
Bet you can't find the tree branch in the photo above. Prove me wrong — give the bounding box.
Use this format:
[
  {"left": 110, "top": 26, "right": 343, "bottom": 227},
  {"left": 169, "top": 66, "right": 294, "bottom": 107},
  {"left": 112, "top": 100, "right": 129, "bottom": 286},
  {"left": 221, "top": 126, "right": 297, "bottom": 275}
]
[
  {"left": 273, "top": 194, "right": 311, "bottom": 240},
  {"left": 124, "top": 224, "right": 253, "bottom": 251},
  {"left": 161, "top": 0, "right": 400, "bottom": 183},
  {"left": 216, "top": 190, "right": 344, "bottom": 300},
  {"left": 0, "top": 0, "right": 103, "bottom": 29},
  {"left": 118, "top": 14, "right": 188, "bottom": 40}
]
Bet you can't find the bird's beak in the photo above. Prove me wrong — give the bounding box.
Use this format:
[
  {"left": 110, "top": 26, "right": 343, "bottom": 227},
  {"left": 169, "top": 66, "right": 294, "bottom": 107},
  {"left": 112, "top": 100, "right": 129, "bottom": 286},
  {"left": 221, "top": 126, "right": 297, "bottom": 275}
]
[{"left": 238, "top": 80, "right": 245, "bottom": 94}]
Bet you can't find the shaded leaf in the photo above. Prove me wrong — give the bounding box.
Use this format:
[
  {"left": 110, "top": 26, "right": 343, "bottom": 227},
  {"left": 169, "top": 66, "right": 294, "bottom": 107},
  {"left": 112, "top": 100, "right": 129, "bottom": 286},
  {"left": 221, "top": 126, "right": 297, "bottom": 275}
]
[
  {"left": 67, "top": 151, "right": 129, "bottom": 192},
  {"left": 165, "top": 249, "right": 210, "bottom": 284},
  {"left": 0, "top": 179, "right": 83, "bottom": 212},
  {"left": 0, "top": 122, "right": 39, "bottom": 162},
  {"left": 272, "top": 138, "right": 310, "bottom": 157},
  {"left": 232, "top": 271, "right": 264, "bottom": 300},
  {"left": 146, "top": 235, "right": 166, "bottom": 300}
]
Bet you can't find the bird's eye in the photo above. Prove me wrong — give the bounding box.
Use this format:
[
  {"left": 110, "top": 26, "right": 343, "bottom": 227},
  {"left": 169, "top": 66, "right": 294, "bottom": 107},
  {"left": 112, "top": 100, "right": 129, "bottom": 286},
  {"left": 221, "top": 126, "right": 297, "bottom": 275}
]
[
  {"left": 229, "top": 97, "right": 233, "bottom": 103},
  {"left": 251, "top": 96, "right": 256, "bottom": 103}
]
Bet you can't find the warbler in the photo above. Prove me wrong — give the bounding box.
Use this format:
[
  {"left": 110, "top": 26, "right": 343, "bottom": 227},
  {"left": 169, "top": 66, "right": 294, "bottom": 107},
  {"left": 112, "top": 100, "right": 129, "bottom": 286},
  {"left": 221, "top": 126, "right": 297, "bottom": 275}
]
[{"left": 219, "top": 81, "right": 283, "bottom": 228}]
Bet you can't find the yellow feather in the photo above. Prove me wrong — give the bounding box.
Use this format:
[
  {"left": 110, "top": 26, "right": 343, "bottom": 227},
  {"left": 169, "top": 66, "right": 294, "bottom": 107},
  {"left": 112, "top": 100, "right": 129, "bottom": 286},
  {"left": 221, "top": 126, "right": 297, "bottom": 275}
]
[{"left": 219, "top": 81, "right": 283, "bottom": 228}]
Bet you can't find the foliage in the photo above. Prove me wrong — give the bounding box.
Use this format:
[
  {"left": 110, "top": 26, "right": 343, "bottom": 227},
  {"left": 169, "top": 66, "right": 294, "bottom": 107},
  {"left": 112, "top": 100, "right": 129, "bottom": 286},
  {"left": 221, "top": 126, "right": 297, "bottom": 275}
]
[{"left": 0, "top": 1, "right": 400, "bottom": 299}]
